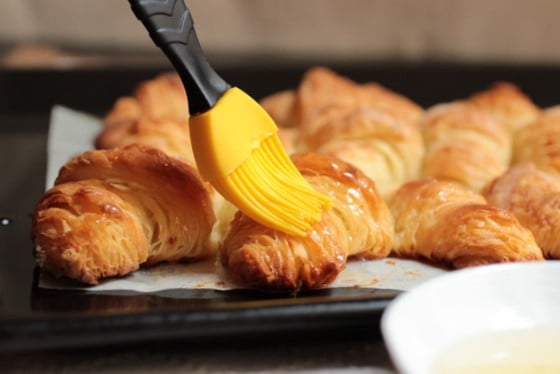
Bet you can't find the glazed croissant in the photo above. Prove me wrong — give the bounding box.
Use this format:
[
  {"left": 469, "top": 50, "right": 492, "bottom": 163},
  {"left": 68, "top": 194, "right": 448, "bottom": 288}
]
[
  {"left": 419, "top": 102, "right": 511, "bottom": 192},
  {"left": 483, "top": 163, "right": 560, "bottom": 259},
  {"left": 220, "top": 152, "right": 394, "bottom": 290},
  {"left": 466, "top": 81, "right": 541, "bottom": 134},
  {"left": 389, "top": 178, "right": 543, "bottom": 268},
  {"left": 96, "top": 72, "right": 243, "bottom": 241},
  {"left": 513, "top": 106, "right": 560, "bottom": 177},
  {"left": 32, "top": 144, "right": 216, "bottom": 284},
  {"left": 260, "top": 67, "right": 425, "bottom": 199}
]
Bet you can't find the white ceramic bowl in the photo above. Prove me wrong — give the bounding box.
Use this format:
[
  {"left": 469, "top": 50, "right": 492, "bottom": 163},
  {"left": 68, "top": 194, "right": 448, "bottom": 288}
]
[{"left": 381, "top": 261, "right": 560, "bottom": 374}]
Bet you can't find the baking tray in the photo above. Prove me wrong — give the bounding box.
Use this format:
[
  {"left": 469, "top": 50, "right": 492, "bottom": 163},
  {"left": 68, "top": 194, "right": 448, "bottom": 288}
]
[{"left": 2, "top": 63, "right": 560, "bottom": 352}]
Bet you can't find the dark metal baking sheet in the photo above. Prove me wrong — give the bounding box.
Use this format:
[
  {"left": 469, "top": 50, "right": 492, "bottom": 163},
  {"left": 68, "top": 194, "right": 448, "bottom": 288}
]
[{"left": 2, "top": 63, "right": 560, "bottom": 352}]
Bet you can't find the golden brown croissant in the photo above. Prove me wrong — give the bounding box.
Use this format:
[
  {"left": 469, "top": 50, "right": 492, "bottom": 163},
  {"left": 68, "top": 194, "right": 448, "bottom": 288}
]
[
  {"left": 390, "top": 178, "right": 543, "bottom": 268},
  {"left": 419, "top": 102, "right": 511, "bottom": 192},
  {"left": 95, "top": 117, "right": 240, "bottom": 249},
  {"left": 258, "top": 67, "right": 425, "bottom": 199},
  {"left": 290, "top": 67, "right": 424, "bottom": 130},
  {"left": 104, "top": 72, "right": 188, "bottom": 126},
  {"left": 32, "top": 144, "right": 216, "bottom": 284},
  {"left": 101, "top": 73, "right": 303, "bottom": 162},
  {"left": 95, "top": 117, "right": 195, "bottom": 164},
  {"left": 315, "top": 106, "right": 425, "bottom": 199},
  {"left": 220, "top": 152, "right": 394, "bottom": 290},
  {"left": 259, "top": 89, "right": 297, "bottom": 128},
  {"left": 512, "top": 106, "right": 560, "bottom": 177},
  {"left": 97, "top": 72, "right": 196, "bottom": 164},
  {"left": 483, "top": 163, "right": 560, "bottom": 258},
  {"left": 96, "top": 73, "right": 261, "bottom": 251},
  {"left": 292, "top": 67, "right": 424, "bottom": 146},
  {"left": 466, "top": 82, "right": 540, "bottom": 134}
]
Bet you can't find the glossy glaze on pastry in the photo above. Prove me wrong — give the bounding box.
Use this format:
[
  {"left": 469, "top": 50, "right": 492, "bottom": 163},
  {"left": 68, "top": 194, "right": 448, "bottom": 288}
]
[
  {"left": 220, "top": 152, "right": 393, "bottom": 290},
  {"left": 34, "top": 68, "right": 557, "bottom": 288},
  {"left": 32, "top": 144, "right": 216, "bottom": 284}
]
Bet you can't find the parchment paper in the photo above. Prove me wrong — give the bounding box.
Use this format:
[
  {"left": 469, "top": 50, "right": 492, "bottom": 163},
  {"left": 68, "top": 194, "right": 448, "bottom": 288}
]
[{"left": 39, "top": 106, "right": 447, "bottom": 292}]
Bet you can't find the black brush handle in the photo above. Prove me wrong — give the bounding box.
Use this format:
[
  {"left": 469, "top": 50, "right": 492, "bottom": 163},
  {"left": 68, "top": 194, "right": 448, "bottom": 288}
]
[{"left": 129, "top": 0, "right": 230, "bottom": 114}]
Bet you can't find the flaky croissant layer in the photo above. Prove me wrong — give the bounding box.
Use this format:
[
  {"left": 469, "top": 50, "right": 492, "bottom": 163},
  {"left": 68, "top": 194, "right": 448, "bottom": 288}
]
[
  {"left": 32, "top": 145, "right": 216, "bottom": 284},
  {"left": 220, "top": 152, "right": 394, "bottom": 290},
  {"left": 419, "top": 102, "right": 511, "bottom": 192},
  {"left": 259, "top": 67, "right": 425, "bottom": 199},
  {"left": 33, "top": 69, "right": 555, "bottom": 289},
  {"left": 390, "top": 178, "right": 543, "bottom": 268},
  {"left": 484, "top": 163, "right": 560, "bottom": 259}
]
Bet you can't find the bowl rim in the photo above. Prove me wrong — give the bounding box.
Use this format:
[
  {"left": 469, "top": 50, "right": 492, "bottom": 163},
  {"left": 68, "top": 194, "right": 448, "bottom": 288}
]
[{"left": 380, "top": 261, "right": 560, "bottom": 374}]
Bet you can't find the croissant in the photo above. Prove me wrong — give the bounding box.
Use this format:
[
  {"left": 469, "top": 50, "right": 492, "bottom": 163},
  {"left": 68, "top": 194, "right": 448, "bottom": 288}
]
[
  {"left": 259, "top": 89, "right": 297, "bottom": 128},
  {"left": 96, "top": 73, "right": 245, "bottom": 241},
  {"left": 389, "top": 178, "right": 543, "bottom": 268},
  {"left": 291, "top": 67, "right": 424, "bottom": 131},
  {"left": 513, "top": 106, "right": 560, "bottom": 177},
  {"left": 95, "top": 117, "right": 195, "bottom": 164},
  {"left": 220, "top": 152, "right": 394, "bottom": 290},
  {"left": 31, "top": 144, "right": 216, "bottom": 284},
  {"left": 419, "top": 102, "right": 511, "bottom": 192},
  {"left": 259, "top": 67, "right": 425, "bottom": 199},
  {"left": 466, "top": 81, "right": 540, "bottom": 134},
  {"left": 95, "top": 72, "right": 196, "bottom": 164},
  {"left": 483, "top": 163, "right": 560, "bottom": 259},
  {"left": 103, "top": 72, "right": 188, "bottom": 126},
  {"left": 314, "top": 107, "right": 424, "bottom": 199}
]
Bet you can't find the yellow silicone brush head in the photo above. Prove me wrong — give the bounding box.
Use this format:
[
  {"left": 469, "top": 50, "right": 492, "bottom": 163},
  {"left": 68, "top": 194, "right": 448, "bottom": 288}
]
[
  {"left": 129, "top": 0, "right": 331, "bottom": 236},
  {"left": 190, "top": 88, "right": 332, "bottom": 236}
]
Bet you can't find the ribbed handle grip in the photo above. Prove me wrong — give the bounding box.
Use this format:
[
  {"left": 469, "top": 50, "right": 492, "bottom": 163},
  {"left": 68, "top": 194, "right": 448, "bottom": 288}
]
[{"left": 129, "top": 0, "right": 230, "bottom": 114}]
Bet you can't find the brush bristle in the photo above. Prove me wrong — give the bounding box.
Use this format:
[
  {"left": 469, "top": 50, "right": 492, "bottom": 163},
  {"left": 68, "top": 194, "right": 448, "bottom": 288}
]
[{"left": 219, "top": 135, "right": 332, "bottom": 236}]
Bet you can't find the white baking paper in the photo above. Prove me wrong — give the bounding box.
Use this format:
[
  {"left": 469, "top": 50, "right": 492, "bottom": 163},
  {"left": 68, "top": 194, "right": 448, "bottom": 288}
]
[
  {"left": 39, "top": 106, "right": 448, "bottom": 292},
  {"left": 46, "top": 105, "right": 102, "bottom": 189}
]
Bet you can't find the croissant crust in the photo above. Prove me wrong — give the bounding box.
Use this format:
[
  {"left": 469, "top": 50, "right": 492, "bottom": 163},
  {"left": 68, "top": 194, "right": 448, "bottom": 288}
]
[
  {"left": 35, "top": 69, "right": 553, "bottom": 287},
  {"left": 220, "top": 152, "right": 393, "bottom": 290},
  {"left": 513, "top": 106, "right": 560, "bottom": 177},
  {"left": 467, "top": 82, "right": 540, "bottom": 134},
  {"left": 390, "top": 178, "right": 543, "bottom": 268},
  {"left": 32, "top": 144, "right": 216, "bottom": 284},
  {"left": 259, "top": 67, "right": 425, "bottom": 199},
  {"left": 104, "top": 73, "right": 188, "bottom": 126},
  {"left": 419, "top": 102, "right": 511, "bottom": 192},
  {"left": 483, "top": 163, "right": 560, "bottom": 259}
]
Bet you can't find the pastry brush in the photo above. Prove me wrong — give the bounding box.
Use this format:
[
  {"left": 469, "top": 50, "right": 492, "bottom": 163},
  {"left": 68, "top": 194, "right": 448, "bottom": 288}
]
[{"left": 128, "top": 0, "right": 331, "bottom": 236}]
